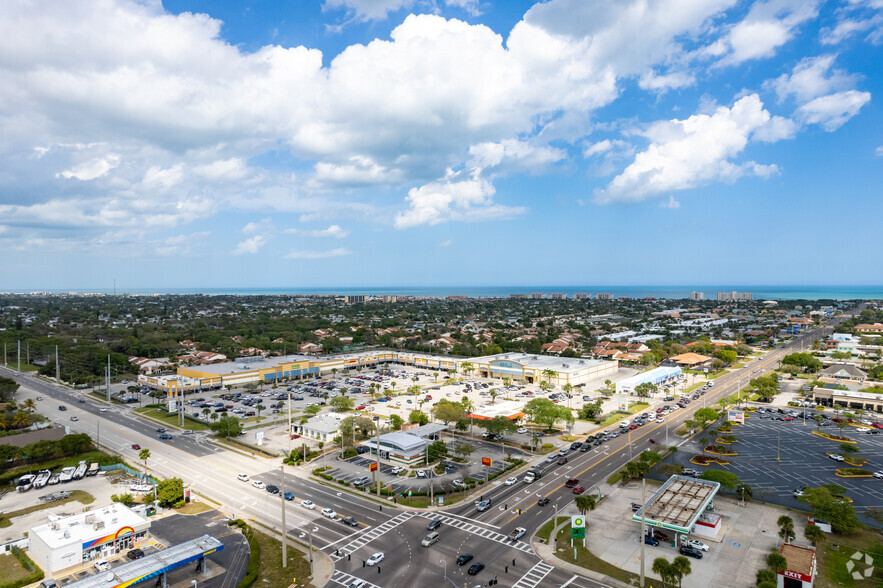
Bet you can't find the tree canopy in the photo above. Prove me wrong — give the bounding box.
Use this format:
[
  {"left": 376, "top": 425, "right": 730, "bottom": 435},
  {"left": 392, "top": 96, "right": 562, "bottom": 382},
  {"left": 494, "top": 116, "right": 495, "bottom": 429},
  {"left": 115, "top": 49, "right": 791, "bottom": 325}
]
[
  {"left": 782, "top": 352, "right": 822, "bottom": 373},
  {"left": 431, "top": 399, "right": 467, "bottom": 425},
  {"left": 700, "top": 469, "right": 741, "bottom": 491},
  {"left": 209, "top": 415, "right": 242, "bottom": 438},
  {"left": 524, "top": 398, "right": 574, "bottom": 431}
]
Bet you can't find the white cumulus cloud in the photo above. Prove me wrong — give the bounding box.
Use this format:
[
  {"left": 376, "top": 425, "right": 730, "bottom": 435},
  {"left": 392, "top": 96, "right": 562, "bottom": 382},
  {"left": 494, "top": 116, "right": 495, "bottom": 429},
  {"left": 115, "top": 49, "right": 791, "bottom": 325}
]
[
  {"left": 716, "top": 0, "right": 821, "bottom": 66},
  {"left": 285, "top": 224, "right": 351, "bottom": 238},
  {"left": 595, "top": 94, "right": 784, "bottom": 204},
  {"left": 57, "top": 154, "right": 120, "bottom": 180},
  {"left": 233, "top": 235, "right": 268, "bottom": 255},
  {"left": 796, "top": 90, "right": 871, "bottom": 131},
  {"left": 285, "top": 247, "right": 351, "bottom": 259}
]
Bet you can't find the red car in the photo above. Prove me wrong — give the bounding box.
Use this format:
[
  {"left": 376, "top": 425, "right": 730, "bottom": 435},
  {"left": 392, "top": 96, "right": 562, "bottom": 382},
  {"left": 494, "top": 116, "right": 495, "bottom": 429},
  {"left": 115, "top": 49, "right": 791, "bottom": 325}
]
[
  {"left": 290, "top": 434, "right": 301, "bottom": 439},
  {"left": 356, "top": 405, "right": 366, "bottom": 410},
  {"left": 783, "top": 416, "right": 794, "bottom": 421},
  {"left": 565, "top": 478, "right": 579, "bottom": 488},
  {"left": 425, "top": 395, "right": 432, "bottom": 400},
  {"left": 629, "top": 424, "right": 639, "bottom": 430},
  {"left": 832, "top": 418, "right": 843, "bottom": 423},
  {"left": 131, "top": 444, "right": 141, "bottom": 450},
  {"left": 572, "top": 485, "right": 586, "bottom": 494}
]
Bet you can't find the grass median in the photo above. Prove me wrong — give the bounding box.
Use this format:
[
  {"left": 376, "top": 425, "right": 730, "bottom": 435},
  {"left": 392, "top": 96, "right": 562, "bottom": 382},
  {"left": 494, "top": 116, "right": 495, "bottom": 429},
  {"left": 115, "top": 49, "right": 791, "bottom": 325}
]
[
  {"left": 550, "top": 525, "right": 664, "bottom": 587},
  {"left": 134, "top": 406, "right": 211, "bottom": 431}
]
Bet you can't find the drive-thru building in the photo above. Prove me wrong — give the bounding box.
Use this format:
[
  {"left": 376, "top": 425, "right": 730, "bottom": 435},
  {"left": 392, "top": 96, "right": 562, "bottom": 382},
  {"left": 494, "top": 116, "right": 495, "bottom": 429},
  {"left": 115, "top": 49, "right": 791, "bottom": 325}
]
[
  {"left": 29, "top": 503, "right": 150, "bottom": 573},
  {"left": 631, "top": 475, "right": 721, "bottom": 542},
  {"left": 358, "top": 431, "right": 428, "bottom": 465}
]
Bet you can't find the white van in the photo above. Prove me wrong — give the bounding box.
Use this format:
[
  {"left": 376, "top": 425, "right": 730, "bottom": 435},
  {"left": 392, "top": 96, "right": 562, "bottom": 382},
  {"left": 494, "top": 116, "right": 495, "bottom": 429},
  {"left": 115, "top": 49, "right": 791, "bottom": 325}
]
[
  {"left": 421, "top": 531, "right": 439, "bottom": 547},
  {"left": 183, "top": 429, "right": 193, "bottom": 435}
]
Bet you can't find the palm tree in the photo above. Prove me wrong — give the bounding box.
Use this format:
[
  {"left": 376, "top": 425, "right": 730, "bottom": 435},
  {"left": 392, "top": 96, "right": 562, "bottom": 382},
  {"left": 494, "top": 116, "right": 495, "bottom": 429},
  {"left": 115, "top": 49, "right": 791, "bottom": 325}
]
[
  {"left": 139, "top": 448, "right": 151, "bottom": 478},
  {"left": 460, "top": 397, "right": 476, "bottom": 437},
  {"left": 22, "top": 399, "right": 36, "bottom": 413},
  {"left": 539, "top": 381, "right": 550, "bottom": 393},
  {"left": 389, "top": 380, "right": 397, "bottom": 395},
  {"left": 202, "top": 408, "right": 211, "bottom": 420},
  {"left": 699, "top": 437, "right": 709, "bottom": 455},
  {"left": 575, "top": 494, "right": 598, "bottom": 515},
  {"left": 12, "top": 410, "right": 30, "bottom": 429},
  {"left": 541, "top": 369, "right": 558, "bottom": 389},
  {"left": 489, "top": 389, "right": 498, "bottom": 404},
  {"left": 256, "top": 403, "right": 264, "bottom": 419},
  {"left": 804, "top": 523, "right": 826, "bottom": 546},
  {"left": 777, "top": 515, "right": 795, "bottom": 542},
  {"left": 671, "top": 555, "right": 692, "bottom": 588},
  {"left": 460, "top": 361, "right": 473, "bottom": 378},
  {"left": 210, "top": 413, "right": 219, "bottom": 423},
  {"left": 652, "top": 558, "right": 675, "bottom": 587}
]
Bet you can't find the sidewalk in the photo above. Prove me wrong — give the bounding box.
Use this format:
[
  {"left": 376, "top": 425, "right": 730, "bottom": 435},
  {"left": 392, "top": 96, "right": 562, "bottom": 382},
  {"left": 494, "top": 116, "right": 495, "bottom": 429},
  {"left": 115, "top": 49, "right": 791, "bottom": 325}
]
[{"left": 530, "top": 518, "right": 631, "bottom": 588}]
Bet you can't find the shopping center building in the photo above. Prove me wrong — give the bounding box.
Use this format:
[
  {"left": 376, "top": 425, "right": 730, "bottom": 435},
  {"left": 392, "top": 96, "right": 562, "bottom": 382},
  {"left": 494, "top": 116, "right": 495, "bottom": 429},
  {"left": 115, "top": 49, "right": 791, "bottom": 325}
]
[{"left": 139, "top": 349, "right": 617, "bottom": 392}]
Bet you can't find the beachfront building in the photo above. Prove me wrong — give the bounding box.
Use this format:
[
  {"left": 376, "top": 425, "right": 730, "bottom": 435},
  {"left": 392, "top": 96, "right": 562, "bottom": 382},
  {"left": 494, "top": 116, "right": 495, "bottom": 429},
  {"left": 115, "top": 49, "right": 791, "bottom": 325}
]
[
  {"left": 467, "top": 352, "right": 618, "bottom": 386},
  {"left": 615, "top": 366, "right": 682, "bottom": 395},
  {"left": 29, "top": 503, "right": 150, "bottom": 573}
]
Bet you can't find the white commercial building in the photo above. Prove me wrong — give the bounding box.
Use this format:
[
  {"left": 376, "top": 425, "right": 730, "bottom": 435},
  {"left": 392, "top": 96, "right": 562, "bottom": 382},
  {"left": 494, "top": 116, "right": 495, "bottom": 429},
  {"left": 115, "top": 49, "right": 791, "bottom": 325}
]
[
  {"left": 294, "top": 413, "right": 343, "bottom": 442},
  {"left": 358, "top": 431, "right": 428, "bottom": 466},
  {"left": 29, "top": 503, "right": 150, "bottom": 573},
  {"left": 468, "top": 352, "right": 618, "bottom": 386},
  {"left": 616, "top": 366, "right": 682, "bottom": 395}
]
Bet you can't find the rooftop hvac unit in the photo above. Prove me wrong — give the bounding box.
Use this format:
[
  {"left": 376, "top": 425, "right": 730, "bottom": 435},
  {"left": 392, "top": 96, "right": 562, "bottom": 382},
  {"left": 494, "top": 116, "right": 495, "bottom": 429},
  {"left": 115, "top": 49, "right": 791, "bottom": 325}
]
[
  {"left": 579, "top": 360, "right": 585, "bottom": 364},
  {"left": 562, "top": 364, "right": 569, "bottom": 368},
  {"left": 50, "top": 522, "right": 59, "bottom": 530},
  {"left": 85, "top": 514, "right": 95, "bottom": 524},
  {"left": 111, "top": 518, "right": 118, "bottom": 524},
  {"left": 63, "top": 530, "right": 70, "bottom": 539},
  {"left": 93, "top": 521, "right": 105, "bottom": 531}
]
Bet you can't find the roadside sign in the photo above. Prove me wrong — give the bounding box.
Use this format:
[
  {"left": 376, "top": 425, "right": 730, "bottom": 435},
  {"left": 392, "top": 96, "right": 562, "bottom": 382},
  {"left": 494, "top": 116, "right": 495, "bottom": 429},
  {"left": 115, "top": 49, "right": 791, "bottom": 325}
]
[
  {"left": 481, "top": 457, "right": 492, "bottom": 467},
  {"left": 571, "top": 515, "right": 586, "bottom": 539},
  {"left": 438, "top": 497, "right": 443, "bottom": 504},
  {"left": 369, "top": 462, "right": 378, "bottom": 472},
  {"left": 727, "top": 411, "right": 744, "bottom": 424}
]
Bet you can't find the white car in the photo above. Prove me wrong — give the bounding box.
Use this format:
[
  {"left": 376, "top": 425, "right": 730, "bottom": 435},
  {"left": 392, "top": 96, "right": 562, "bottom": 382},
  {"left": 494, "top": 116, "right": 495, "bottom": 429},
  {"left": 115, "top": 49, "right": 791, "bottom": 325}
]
[
  {"left": 416, "top": 470, "right": 427, "bottom": 478},
  {"left": 619, "top": 420, "right": 630, "bottom": 428},
  {"left": 347, "top": 581, "right": 366, "bottom": 588},
  {"left": 252, "top": 480, "right": 266, "bottom": 489},
  {"left": 301, "top": 500, "right": 316, "bottom": 510},
  {"left": 856, "top": 427, "right": 870, "bottom": 433},
  {"left": 321, "top": 508, "right": 336, "bottom": 518},
  {"left": 504, "top": 477, "right": 518, "bottom": 486},
  {"left": 683, "top": 539, "right": 709, "bottom": 552},
  {"left": 93, "top": 560, "right": 110, "bottom": 572},
  {"left": 656, "top": 417, "right": 664, "bottom": 423},
  {"left": 828, "top": 454, "right": 845, "bottom": 462},
  {"left": 390, "top": 466, "right": 405, "bottom": 474},
  {"left": 99, "top": 408, "right": 107, "bottom": 412},
  {"left": 874, "top": 472, "right": 883, "bottom": 479},
  {"left": 366, "top": 552, "right": 385, "bottom": 566},
  {"left": 517, "top": 427, "right": 528, "bottom": 434},
  {"left": 237, "top": 473, "right": 249, "bottom": 482}
]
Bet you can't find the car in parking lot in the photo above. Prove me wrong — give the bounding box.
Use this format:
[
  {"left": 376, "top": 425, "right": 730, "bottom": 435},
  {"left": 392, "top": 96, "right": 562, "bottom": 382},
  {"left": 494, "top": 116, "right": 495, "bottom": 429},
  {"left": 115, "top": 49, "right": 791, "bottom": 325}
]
[
  {"left": 856, "top": 427, "right": 870, "bottom": 433},
  {"left": 517, "top": 427, "right": 528, "bottom": 434},
  {"left": 644, "top": 536, "right": 659, "bottom": 546},
  {"left": 828, "top": 454, "right": 845, "bottom": 462},
  {"left": 467, "top": 563, "right": 485, "bottom": 575},
  {"left": 682, "top": 539, "right": 709, "bottom": 551},
  {"left": 390, "top": 466, "right": 405, "bottom": 474},
  {"left": 679, "top": 545, "right": 703, "bottom": 559},
  {"left": 457, "top": 553, "right": 474, "bottom": 566},
  {"left": 352, "top": 476, "right": 371, "bottom": 487},
  {"left": 416, "top": 469, "right": 427, "bottom": 478},
  {"left": 347, "top": 581, "right": 366, "bottom": 588},
  {"left": 126, "top": 548, "right": 144, "bottom": 560},
  {"left": 93, "top": 560, "right": 111, "bottom": 572},
  {"left": 366, "top": 552, "right": 385, "bottom": 566}
]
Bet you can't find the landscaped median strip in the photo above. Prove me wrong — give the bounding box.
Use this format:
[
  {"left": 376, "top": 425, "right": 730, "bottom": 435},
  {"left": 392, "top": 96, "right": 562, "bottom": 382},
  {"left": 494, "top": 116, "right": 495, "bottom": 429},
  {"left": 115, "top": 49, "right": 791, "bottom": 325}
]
[
  {"left": 835, "top": 468, "right": 874, "bottom": 478},
  {"left": 689, "top": 455, "right": 730, "bottom": 465},
  {"left": 812, "top": 430, "right": 857, "bottom": 443}
]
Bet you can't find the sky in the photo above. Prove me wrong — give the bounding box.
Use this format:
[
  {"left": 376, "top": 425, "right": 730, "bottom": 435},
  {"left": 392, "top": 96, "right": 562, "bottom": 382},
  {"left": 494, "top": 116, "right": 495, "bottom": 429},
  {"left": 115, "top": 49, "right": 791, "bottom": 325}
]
[{"left": 0, "top": 0, "right": 881, "bottom": 291}]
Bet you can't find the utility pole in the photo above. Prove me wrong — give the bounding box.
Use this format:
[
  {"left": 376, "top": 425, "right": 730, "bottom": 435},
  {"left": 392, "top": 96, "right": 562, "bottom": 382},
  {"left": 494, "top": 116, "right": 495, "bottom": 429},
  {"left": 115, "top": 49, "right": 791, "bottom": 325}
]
[
  {"left": 376, "top": 423, "right": 382, "bottom": 498},
  {"left": 106, "top": 354, "right": 111, "bottom": 402},
  {"left": 280, "top": 465, "right": 287, "bottom": 568},
  {"left": 26, "top": 341, "right": 29, "bottom": 366},
  {"left": 18, "top": 340, "right": 21, "bottom": 373},
  {"left": 3, "top": 342, "right": 5, "bottom": 366},
  {"left": 287, "top": 393, "right": 292, "bottom": 456},
  {"left": 639, "top": 478, "right": 646, "bottom": 587},
  {"left": 55, "top": 345, "right": 60, "bottom": 384}
]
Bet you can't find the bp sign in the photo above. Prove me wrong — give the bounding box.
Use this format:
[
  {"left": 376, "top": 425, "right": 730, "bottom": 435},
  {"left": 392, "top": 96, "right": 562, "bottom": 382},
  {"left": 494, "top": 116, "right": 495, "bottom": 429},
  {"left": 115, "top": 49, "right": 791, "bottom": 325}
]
[{"left": 571, "top": 515, "right": 586, "bottom": 539}]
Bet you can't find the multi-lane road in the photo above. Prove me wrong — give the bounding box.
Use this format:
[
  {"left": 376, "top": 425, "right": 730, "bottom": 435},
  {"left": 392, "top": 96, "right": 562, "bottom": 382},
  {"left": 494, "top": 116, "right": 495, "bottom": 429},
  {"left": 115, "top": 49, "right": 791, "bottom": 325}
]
[{"left": 2, "top": 315, "right": 846, "bottom": 587}]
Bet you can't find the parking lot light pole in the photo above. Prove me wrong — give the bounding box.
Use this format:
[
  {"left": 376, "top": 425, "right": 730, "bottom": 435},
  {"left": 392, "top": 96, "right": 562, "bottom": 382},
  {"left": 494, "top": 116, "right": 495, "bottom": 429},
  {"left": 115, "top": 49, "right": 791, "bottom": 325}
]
[{"left": 777, "top": 428, "right": 780, "bottom": 461}]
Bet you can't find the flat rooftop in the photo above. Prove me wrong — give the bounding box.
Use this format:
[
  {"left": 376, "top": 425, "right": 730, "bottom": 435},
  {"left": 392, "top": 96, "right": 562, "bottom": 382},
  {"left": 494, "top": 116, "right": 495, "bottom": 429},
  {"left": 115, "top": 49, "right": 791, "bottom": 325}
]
[
  {"left": 632, "top": 475, "right": 720, "bottom": 533},
  {"left": 186, "top": 353, "right": 313, "bottom": 375},
  {"left": 470, "top": 352, "right": 610, "bottom": 373},
  {"left": 31, "top": 503, "right": 148, "bottom": 550},
  {"left": 469, "top": 400, "right": 526, "bottom": 420},
  {"left": 780, "top": 543, "right": 815, "bottom": 577}
]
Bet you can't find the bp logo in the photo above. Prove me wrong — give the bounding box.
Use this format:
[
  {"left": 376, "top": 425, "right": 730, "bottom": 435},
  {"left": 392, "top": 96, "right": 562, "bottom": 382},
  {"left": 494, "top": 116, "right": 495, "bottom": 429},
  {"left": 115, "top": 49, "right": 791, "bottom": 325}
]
[
  {"left": 845, "top": 549, "right": 875, "bottom": 580},
  {"left": 573, "top": 517, "right": 584, "bottom": 527}
]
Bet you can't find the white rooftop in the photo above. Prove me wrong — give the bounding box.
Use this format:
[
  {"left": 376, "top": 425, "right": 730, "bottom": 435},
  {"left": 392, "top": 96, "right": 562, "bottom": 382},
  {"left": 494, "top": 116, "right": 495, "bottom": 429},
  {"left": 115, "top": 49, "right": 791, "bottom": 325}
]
[
  {"left": 31, "top": 503, "right": 148, "bottom": 550},
  {"left": 470, "top": 400, "right": 526, "bottom": 419},
  {"left": 471, "top": 352, "right": 610, "bottom": 374}
]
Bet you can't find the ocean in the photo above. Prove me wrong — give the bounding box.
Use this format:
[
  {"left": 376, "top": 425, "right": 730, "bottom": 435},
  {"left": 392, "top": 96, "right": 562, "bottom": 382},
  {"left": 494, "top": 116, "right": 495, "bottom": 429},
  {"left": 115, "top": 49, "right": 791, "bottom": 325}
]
[{"left": 24, "top": 285, "right": 883, "bottom": 300}]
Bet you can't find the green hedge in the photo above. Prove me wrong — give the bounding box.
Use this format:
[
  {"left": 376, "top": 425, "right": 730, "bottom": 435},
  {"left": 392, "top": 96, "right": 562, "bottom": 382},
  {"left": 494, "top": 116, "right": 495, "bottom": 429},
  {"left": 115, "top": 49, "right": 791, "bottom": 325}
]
[
  {"left": 228, "top": 519, "right": 260, "bottom": 588},
  {"left": 1, "top": 546, "right": 44, "bottom": 588}
]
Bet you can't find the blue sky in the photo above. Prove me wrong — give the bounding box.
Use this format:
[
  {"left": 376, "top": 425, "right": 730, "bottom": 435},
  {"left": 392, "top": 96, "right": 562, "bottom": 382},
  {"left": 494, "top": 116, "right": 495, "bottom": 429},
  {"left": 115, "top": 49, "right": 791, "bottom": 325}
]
[{"left": 0, "top": 0, "right": 881, "bottom": 291}]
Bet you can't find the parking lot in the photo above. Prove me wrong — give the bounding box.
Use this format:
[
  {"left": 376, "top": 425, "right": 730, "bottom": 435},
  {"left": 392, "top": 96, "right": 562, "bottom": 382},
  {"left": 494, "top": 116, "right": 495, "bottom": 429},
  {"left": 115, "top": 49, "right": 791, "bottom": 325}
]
[
  {"left": 662, "top": 410, "right": 883, "bottom": 528},
  {"left": 323, "top": 435, "right": 525, "bottom": 495}
]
